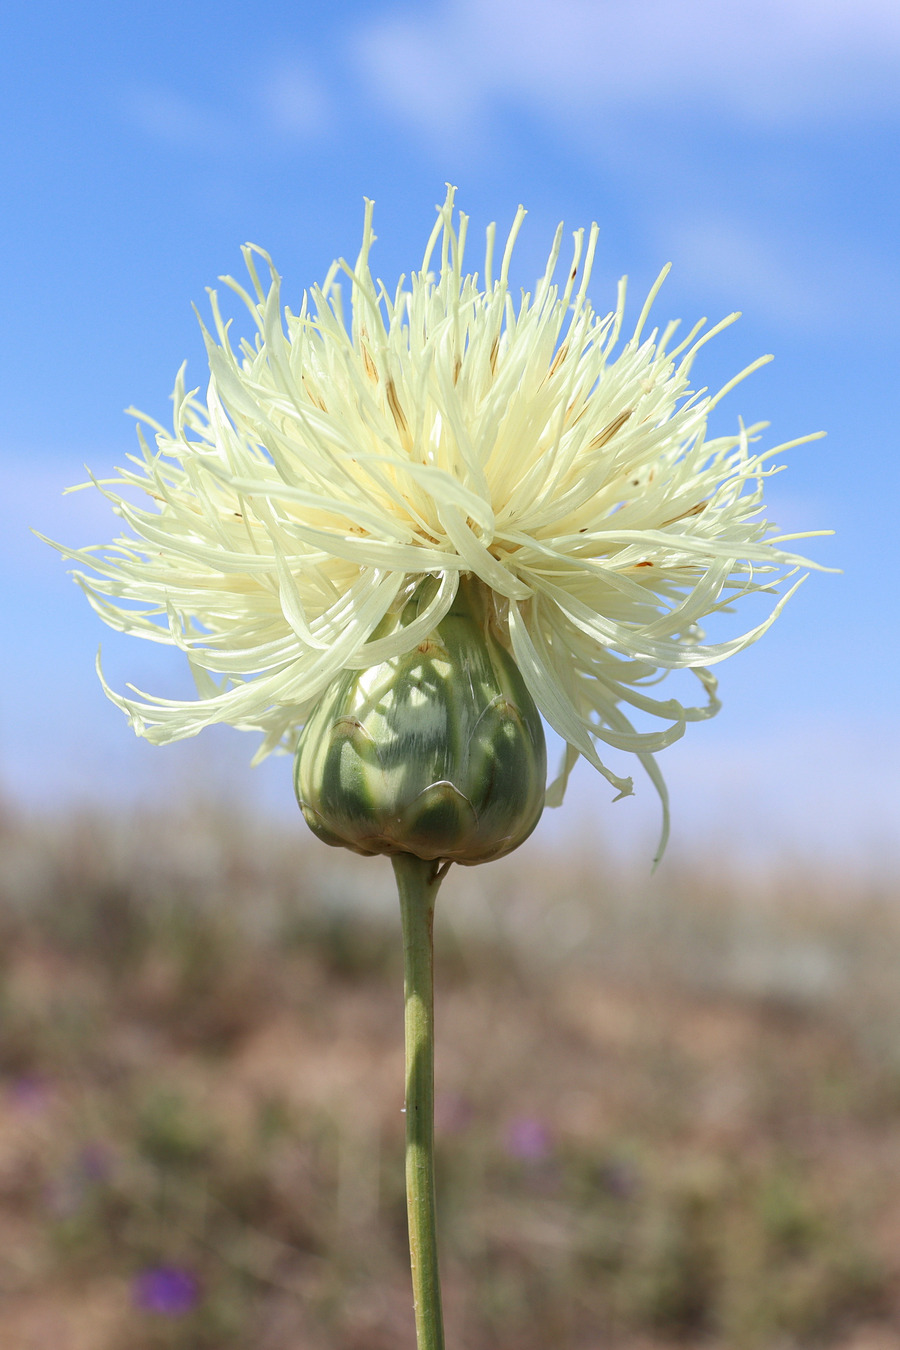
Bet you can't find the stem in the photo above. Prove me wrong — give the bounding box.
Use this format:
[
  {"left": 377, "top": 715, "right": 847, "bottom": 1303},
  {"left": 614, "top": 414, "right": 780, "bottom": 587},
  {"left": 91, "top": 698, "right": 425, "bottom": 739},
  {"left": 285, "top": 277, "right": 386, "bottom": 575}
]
[{"left": 393, "top": 852, "right": 448, "bottom": 1350}]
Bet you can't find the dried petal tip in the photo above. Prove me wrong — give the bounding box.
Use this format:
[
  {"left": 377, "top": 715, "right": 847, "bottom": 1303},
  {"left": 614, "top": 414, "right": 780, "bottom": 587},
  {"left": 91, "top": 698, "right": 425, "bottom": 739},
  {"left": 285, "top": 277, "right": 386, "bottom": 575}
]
[{"left": 294, "top": 577, "right": 547, "bottom": 865}]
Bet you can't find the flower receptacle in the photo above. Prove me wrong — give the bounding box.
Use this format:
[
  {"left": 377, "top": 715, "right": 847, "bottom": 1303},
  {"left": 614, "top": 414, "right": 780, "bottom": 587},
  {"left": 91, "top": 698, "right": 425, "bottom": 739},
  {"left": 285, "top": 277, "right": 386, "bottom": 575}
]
[{"left": 294, "top": 577, "right": 547, "bottom": 865}]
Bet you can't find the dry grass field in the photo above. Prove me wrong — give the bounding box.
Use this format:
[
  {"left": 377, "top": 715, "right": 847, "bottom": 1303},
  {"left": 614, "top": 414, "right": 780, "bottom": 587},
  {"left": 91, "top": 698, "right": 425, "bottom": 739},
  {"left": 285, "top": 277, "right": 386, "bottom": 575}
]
[{"left": 1, "top": 799, "right": 899, "bottom": 1349}]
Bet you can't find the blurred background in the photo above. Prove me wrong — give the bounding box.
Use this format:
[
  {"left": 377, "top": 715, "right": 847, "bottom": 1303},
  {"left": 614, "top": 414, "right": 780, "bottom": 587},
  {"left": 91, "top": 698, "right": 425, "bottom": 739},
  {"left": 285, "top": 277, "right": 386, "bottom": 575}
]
[{"left": 1, "top": 2, "right": 899, "bottom": 1347}]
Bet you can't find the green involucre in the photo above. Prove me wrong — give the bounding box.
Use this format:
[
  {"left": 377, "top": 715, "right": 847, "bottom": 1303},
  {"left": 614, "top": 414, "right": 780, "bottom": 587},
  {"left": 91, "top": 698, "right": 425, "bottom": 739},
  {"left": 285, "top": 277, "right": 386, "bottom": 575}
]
[{"left": 294, "top": 576, "right": 546, "bottom": 865}]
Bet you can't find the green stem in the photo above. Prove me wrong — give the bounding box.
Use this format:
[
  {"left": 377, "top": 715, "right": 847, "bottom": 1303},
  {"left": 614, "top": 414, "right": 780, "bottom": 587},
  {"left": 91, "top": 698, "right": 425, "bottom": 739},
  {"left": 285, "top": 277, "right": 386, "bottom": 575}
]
[{"left": 393, "top": 852, "right": 448, "bottom": 1350}]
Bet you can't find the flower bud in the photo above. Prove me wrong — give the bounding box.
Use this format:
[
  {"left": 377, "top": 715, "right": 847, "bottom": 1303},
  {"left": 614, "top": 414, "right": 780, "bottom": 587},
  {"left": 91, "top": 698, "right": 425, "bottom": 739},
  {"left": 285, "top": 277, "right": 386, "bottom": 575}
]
[{"left": 294, "top": 576, "right": 546, "bottom": 865}]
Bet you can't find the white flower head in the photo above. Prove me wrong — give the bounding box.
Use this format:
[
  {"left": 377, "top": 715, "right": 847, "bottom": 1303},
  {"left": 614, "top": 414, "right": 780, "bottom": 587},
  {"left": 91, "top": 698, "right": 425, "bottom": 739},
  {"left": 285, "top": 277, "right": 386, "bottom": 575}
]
[{"left": 49, "top": 188, "right": 827, "bottom": 857}]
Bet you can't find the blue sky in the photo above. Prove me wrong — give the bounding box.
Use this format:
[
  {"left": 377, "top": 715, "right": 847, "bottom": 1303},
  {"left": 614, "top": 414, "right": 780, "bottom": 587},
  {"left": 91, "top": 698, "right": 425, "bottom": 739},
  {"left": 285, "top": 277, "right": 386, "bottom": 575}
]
[{"left": 2, "top": 0, "right": 898, "bottom": 868}]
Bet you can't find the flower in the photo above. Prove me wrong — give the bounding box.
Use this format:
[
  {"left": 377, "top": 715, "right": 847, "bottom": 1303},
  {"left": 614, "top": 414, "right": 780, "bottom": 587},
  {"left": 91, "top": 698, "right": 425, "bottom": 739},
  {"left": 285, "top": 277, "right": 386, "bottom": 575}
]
[
  {"left": 133, "top": 1265, "right": 200, "bottom": 1316},
  {"left": 48, "top": 188, "right": 824, "bottom": 856},
  {"left": 505, "top": 1115, "right": 553, "bottom": 1161}
]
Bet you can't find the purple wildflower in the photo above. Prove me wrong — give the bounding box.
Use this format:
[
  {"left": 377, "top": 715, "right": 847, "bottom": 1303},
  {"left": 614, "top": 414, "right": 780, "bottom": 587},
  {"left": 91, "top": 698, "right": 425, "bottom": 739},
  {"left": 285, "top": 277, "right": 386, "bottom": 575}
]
[
  {"left": 505, "top": 1116, "right": 552, "bottom": 1161},
  {"left": 7, "top": 1074, "right": 51, "bottom": 1113},
  {"left": 133, "top": 1266, "right": 200, "bottom": 1317}
]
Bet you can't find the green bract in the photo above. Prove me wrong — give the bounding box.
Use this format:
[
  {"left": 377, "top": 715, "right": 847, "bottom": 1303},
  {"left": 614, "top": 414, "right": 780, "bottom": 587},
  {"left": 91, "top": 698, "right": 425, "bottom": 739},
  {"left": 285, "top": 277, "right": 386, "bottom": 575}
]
[{"left": 294, "top": 577, "right": 546, "bottom": 865}]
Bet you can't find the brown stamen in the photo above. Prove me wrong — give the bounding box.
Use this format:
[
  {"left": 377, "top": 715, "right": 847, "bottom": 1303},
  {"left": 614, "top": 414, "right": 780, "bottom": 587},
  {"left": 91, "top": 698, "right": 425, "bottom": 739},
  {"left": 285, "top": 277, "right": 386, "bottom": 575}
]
[
  {"left": 386, "top": 378, "right": 412, "bottom": 451},
  {"left": 661, "top": 501, "right": 707, "bottom": 527},
  {"left": 361, "top": 343, "right": 379, "bottom": 383},
  {"left": 588, "top": 409, "right": 632, "bottom": 451},
  {"left": 302, "top": 377, "right": 328, "bottom": 413},
  {"left": 548, "top": 342, "right": 568, "bottom": 377}
]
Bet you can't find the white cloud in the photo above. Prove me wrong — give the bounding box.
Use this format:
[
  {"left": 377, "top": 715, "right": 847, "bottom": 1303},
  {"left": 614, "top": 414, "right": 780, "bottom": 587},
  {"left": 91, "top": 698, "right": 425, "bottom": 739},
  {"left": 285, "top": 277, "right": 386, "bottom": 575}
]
[
  {"left": 125, "top": 64, "right": 333, "bottom": 154},
  {"left": 668, "top": 718, "right": 900, "bottom": 867},
  {"left": 555, "top": 713, "right": 900, "bottom": 872},
  {"left": 351, "top": 18, "right": 481, "bottom": 153},
  {"left": 260, "top": 61, "right": 332, "bottom": 138},
  {"left": 349, "top": 1, "right": 900, "bottom": 331},
  {"left": 125, "top": 88, "right": 230, "bottom": 151},
  {"left": 663, "top": 217, "right": 830, "bottom": 328},
  {"left": 352, "top": 0, "right": 900, "bottom": 135}
]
